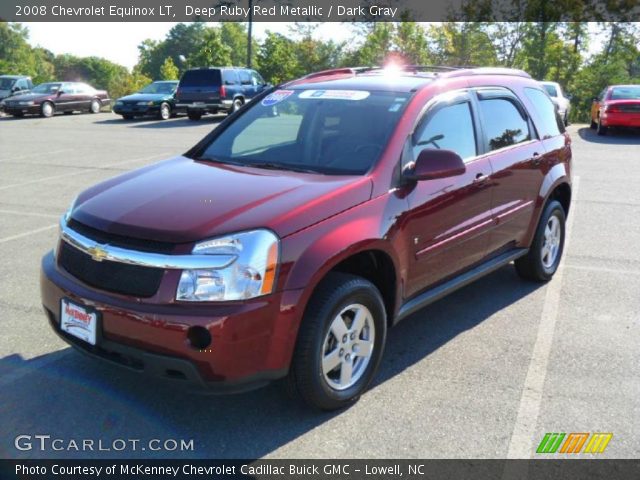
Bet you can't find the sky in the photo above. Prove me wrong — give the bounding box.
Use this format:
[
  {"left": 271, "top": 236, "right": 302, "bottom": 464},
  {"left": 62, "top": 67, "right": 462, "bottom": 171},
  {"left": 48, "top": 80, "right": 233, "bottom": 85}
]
[
  {"left": 23, "top": 22, "right": 353, "bottom": 69},
  {"left": 23, "top": 22, "right": 610, "bottom": 71}
]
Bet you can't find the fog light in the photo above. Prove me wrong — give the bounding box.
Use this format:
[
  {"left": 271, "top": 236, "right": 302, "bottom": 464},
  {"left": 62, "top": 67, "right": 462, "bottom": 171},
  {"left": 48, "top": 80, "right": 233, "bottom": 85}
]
[{"left": 187, "top": 326, "right": 212, "bottom": 350}]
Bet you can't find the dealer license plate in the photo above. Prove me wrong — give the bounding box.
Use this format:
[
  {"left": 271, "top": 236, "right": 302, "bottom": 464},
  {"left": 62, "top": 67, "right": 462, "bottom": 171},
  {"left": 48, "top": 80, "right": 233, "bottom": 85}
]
[{"left": 60, "top": 299, "right": 97, "bottom": 345}]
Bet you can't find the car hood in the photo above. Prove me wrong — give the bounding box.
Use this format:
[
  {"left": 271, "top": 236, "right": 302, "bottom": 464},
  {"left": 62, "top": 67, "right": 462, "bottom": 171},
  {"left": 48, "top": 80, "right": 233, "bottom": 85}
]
[
  {"left": 5, "top": 92, "right": 50, "bottom": 102},
  {"left": 72, "top": 156, "right": 373, "bottom": 244},
  {"left": 117, "top": 93, "right": 171, "bottom": 102}
]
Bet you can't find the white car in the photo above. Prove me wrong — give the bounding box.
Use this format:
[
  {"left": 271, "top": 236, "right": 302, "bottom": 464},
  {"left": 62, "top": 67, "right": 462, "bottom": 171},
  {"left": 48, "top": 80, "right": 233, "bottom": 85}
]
[{"left": 540, "top": 81, "right": 571, "bottom": 125}]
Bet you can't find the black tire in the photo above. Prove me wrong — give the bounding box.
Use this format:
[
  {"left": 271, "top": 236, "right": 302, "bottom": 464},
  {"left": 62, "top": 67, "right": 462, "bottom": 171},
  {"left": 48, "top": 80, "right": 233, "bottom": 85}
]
[
  {"left": 596, "top": 116, "right": 608, "bottom": 136},
  {"left": 12, "top": 113, "right": 24, "bottom": 118},
  {"left": 563, "top": 112, "right": 569, "bottom": 126},
  {"left": 187, "top": 110, "right": 202, "bottom": 121},
  {"left": 89, "top": 99, "right": 101, "bottom": 114},
  {"left": 285, "top": 272, "right": 387, "bottom": 411},
  {"left": 158, "top": 102, "right": 171, "bottom": 120},
  {"left": 63, "top": 111, "right": 73, "bottom": 115},
  {"left": 122, "top": 114, "right": 134, "bottom": 120},
  {"left": 590, "top": 119, "right": 597, "bottom": 129},
  {"left": 40, "top": 101, "right": 54, "bottom": 118},
  {"left": 230, "top": 98, "right": 243, "bottom": 114},
  {"left": 515, "top": 200, "right": 566, "bottom": 282}
]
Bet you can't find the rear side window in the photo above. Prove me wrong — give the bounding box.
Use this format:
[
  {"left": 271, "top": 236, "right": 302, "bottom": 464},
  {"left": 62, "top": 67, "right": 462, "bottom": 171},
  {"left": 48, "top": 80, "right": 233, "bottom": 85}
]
[
  {"left": 542, "top": 84, "right": 558, "bottom": 97},
  {"left": 414, "top": 102, "right": 477, "bottom": 161},
  {"left": 222, "top": 70, "right": 239, "bottom": 85},
  {"left": 180, "top": 69, "right": 221, "bottom": 87},
  {"left": 524, "top": 88, "right": 564, "bottom": 137},
  {"left": 478, "top": 98, "right": 531, "bottom": 151},
  {"left": 239, "top": 70, "right": 252, "bottom": 85}
]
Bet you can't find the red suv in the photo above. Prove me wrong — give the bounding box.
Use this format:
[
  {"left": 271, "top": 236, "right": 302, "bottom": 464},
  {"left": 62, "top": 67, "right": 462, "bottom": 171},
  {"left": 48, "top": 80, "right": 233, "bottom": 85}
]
[{"left": 41, "top": 66, "right": 572, "bottom": 410}]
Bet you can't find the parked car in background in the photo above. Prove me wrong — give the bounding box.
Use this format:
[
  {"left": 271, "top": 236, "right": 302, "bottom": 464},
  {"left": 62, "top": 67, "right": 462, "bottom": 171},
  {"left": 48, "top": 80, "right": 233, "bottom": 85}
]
[
  {"left": 176, "top": 67, "right": 270, "bottom": 120},
  {"left": 3, "top": 82, "right": 110, "bottom": 118},
  {"left": 540, "top": 81, "right": 571, "bottom": 125},
  {"left": 0, "top": 75, "right": 33, "bottom": 112},
  {"left": 113, "top": 80, "right": 180, "bottom": 120},
  {"left": 590, "top": 84, "right": 640, "bottom": 135},
  {"left": 41, "top": 66, "right": 572, "bottom": 410}
]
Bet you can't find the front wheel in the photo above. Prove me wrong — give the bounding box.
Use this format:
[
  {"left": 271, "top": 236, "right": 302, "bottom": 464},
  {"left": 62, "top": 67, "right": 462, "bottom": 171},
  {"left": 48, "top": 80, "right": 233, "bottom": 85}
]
[
  {"left": 230, "top": 98, "right": 243, "bottom": 114},
  {"left": 40, "top": 101, "right": 54, "bottom": 118},
  {"left": 285, "top": 272, "right": 387, "bottom": 410},
  {"left": 89, "top": 99, "right": 101, "bottom": 114},
  {"left": 515, "top": 200, "right": 566, "bottom": 282},
  {"left": 158, "top": 102, "right": 171, "bottom": 120}
]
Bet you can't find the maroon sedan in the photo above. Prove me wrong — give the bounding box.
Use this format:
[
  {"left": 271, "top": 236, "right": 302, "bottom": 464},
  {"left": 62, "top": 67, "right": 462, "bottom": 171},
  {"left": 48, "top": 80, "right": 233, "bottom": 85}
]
[
  {"left": 3, "top": 81, "right": 110, "bottom": 118},
  {"left": 41, "top": 66, "right": 572, "bottom": 410}
]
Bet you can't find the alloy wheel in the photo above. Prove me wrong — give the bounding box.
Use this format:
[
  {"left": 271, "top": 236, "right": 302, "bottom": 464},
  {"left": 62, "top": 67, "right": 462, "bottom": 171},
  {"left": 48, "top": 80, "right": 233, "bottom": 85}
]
[
  {"left": 321, "top": 303, "right": 375, "bottom": 391},
  {"left": 541, "top": 215, "right": 561, "bottom": 269}
]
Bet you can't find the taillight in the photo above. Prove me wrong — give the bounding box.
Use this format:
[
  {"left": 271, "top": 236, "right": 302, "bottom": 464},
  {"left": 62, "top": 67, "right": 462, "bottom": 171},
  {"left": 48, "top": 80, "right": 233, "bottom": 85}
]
[
  {"left": 220, "top": 85, "right": 226, "bottom": 98},
  {"left": 604, "top": 104, "right": 619, "bottom": 113}
]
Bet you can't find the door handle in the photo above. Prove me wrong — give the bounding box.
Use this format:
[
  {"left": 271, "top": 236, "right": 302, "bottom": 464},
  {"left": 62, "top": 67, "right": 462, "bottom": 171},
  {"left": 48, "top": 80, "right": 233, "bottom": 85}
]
[
  {"left": 532, "top": 152, "right": 542, "bottom": 165},
  {"left": 473, "top": 173, "right": 488, "bottom": 183}
]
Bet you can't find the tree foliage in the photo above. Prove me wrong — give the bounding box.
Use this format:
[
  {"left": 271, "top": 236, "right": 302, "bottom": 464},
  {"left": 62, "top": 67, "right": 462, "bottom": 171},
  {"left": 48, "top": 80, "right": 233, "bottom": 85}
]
[{"left": 1, "top": 20, "right": 638, "bottom": 121}]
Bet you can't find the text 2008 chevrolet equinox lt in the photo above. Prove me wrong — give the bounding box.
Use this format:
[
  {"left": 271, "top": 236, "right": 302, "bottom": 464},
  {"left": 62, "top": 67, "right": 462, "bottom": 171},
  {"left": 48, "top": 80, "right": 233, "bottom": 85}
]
[{"left": 41, "top": 66, "right": 572, "bottom": 410}]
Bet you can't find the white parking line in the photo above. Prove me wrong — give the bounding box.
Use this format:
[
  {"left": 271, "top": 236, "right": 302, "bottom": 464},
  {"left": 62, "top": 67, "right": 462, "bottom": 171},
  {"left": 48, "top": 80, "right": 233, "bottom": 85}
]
[
  {"left": 0, "top": 224, "right": 57, "bottom": 244},
  {"left": 0, "top": 153, "right": 164, "bottom": 191},
  {"left": 565, "top": 264, "right": 640, "bottom": 276},
  {"left": 0, "top": 209, "right": 59, "bottom": 218},
  {"left": 506, "top": 176, "right": 580, "bottom": 459},
  {"left": 0, "top": 148, "right": 71, "bottom": 163}
]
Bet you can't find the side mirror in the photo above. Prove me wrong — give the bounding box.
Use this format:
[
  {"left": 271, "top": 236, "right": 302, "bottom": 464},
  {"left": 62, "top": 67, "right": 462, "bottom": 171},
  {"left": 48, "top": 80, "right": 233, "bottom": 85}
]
[
  {"left": 11, "top": 86, "right": 19, "bottom": 92},
  {"left": 57, "top": 90, "right": 65, "bottom": 96},
  {"left": 403, "top": 148, "right": 466, "bottom": 181}
]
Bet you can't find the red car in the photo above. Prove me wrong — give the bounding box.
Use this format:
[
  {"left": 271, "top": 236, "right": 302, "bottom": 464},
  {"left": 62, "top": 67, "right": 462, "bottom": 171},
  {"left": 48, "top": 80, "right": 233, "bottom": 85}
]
[
  {"left": 3, "top": 81, "right": 110, "bottom": 118},
  {"left": 41, "top": 66, "right": 572, "bottom": 410},
  {"left": 590, "top": 84, "right": 640, "bottom": 135}
]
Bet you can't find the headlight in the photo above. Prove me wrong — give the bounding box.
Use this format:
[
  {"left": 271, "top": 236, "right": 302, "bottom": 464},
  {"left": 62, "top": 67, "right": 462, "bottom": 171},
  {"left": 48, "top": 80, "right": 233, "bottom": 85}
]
[
  {"left": 137, "top": 101, "right": 153, "bottom": 106},
  {"left": 176, "top": 229, "right": 279, "bottom": 302},
  {"left": 19, "top": 101, "right": 34, "bottom": 105},
  {"left": 55, "top": 196, "right": 78, "bottom": 259}
]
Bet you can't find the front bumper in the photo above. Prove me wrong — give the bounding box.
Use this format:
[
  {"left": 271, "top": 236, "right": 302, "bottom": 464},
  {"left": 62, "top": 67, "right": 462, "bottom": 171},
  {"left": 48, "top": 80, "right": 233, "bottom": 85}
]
[
  {"left": 3, "top": 104, "right": 40, "bottom": 115},
  {"left": 176, "top": 100, "right": 232, "bottom": 112},
  {"left": 113, "top": 104, "right": 160, "bottom": 116},
  {"left": 41, "top": 251, "right": 302, "bottom": 393}
]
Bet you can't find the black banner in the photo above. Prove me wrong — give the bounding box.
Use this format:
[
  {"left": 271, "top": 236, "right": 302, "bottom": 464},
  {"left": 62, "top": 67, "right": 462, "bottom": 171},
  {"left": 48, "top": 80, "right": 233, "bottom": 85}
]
[
  {"left": 3, "top": 460, "right": 640, "bottom": 480},
  {"left": 1, "top": 0, "right": 639, "bottom": 22}
]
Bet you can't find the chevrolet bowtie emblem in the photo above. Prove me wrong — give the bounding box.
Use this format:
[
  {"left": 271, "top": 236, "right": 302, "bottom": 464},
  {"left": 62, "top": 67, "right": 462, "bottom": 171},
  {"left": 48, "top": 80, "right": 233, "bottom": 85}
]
[{"left": 87, "top": 245, "right": 108, "bottom": 262}]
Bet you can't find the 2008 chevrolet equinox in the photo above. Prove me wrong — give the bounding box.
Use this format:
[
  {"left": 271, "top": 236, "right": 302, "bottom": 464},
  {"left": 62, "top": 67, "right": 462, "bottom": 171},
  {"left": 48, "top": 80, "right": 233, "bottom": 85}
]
[{"left": 41, "top": 66, "right": 572, "bottom": 410}]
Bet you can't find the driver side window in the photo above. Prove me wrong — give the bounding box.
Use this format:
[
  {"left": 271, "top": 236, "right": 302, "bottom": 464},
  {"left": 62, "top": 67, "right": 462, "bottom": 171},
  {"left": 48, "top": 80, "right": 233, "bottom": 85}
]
[{"left": 413, "top": 102, "right": 477, "bottom": 162}]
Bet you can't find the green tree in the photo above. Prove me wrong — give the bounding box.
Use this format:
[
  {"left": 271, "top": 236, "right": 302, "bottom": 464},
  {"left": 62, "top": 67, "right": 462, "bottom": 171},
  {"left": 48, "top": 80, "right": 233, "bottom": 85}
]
[
  {"left": 186, "top": 27, "right": 232, "bottom": 68},
  {"left": 257, "top": 32, "right": 299, "bottom": 84},
  {"left": 159, "top": 57, "right": 179, "bottom": 80}
]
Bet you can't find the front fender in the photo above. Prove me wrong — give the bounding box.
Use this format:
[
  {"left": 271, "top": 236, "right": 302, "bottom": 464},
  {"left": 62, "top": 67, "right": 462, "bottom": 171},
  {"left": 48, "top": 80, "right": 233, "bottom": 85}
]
[{"left": 279, "top": 193, "right": 408, "bottom": 318}]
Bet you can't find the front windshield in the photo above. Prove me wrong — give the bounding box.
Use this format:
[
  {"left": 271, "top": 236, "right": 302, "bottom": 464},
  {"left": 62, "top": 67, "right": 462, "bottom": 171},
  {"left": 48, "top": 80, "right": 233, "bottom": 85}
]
[
  {"left": 611, "top": 86, "right": 640, "bottom": 100},
  {"left": 32, "top": 83, "right": 62, "bottom": 94},
  {"left": 139, "top": 82, "right": 177, "bottom": 94},
  {"left": 0, "top": 78, "right": 15, "bottom": 90},
  {"left": 543, "top": 84, "right": 558, "bottom": 97},
  {"left": 198, "top": 89, "right": 411, "bottom": 175}
]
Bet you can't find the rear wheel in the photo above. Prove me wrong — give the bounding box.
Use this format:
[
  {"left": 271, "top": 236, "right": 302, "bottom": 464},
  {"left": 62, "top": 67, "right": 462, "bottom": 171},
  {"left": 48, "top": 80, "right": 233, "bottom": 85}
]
[
  {"left": 187, "top": 110, "right": 202, "bottom": 121},
  {"left": 596, "top": 116, "right": 608, "bottom": 136},
  {"left": 230, "top": 98, "right": 243, "bottom": 114},
  {"left": 285, "top": 272, "right": 387, "bottom": 410},
  {"left": 89, "top": 99, "right": 101, "bottom": 114},
  {"left": 515, "top": 200, "right": 566, "bottom": 282},
  {"left": 40, "top": 101, "right": 54, "bottom": 118},
  {"left": 158, "top": 102, "right": 171, "bottom": 120}
]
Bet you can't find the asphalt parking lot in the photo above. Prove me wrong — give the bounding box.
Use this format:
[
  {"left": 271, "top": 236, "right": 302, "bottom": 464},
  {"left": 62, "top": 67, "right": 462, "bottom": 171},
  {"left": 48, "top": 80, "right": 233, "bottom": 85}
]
[{"left": 1, "top": 112, "right": 639, "bottom": 459}]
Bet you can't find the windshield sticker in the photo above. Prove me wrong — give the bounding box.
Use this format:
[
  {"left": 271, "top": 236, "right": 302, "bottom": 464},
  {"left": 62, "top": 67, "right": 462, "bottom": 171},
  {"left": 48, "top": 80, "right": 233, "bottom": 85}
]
[
  {"left": 261, "top": 90, "right": 294, "bottom": 106},
  {"left": 298, "top": 90, "right": 371, "bottom": 101},
  {"left": 388, "top": 103, "right": 402, "bottom": 112}
]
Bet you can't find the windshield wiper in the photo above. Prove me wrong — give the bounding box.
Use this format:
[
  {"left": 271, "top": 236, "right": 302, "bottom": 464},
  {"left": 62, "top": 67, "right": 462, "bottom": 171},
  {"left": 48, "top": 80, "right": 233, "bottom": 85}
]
[
  {"left": 245, "top": 162, "right": 320, "bottom": 174},
  {"left": 196, "top": 156, "right": 246, "bottom": 167}
]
